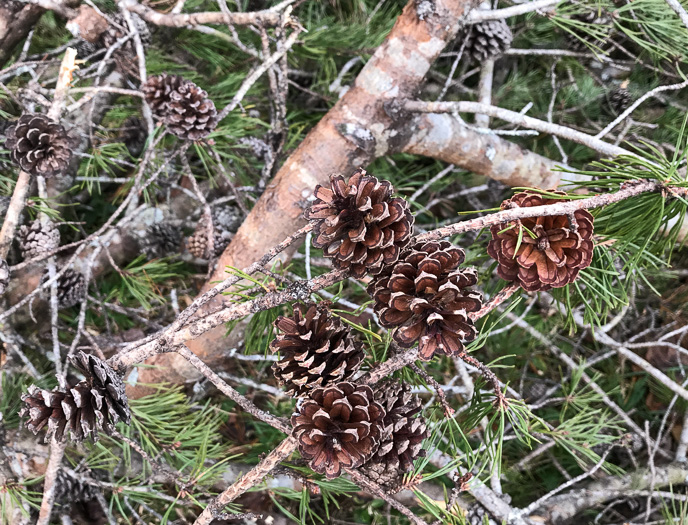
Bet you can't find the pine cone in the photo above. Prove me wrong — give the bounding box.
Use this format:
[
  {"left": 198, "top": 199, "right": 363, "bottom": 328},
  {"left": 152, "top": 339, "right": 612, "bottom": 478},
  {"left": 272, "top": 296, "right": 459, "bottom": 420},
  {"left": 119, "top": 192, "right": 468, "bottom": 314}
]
[
  {"left": 186, "top": 212, "right": 232, "bottom": 259},
  {"left": 305, "top": 169, "right": 414, "bottom": 278},
  {"left": 141, "top": 222, "right": 182, "bottom": 259},
  {"left": 609, "top": 87, "right": 631, "bottom": 114},
  {"left": 120, "top": 116, "right": 148, "bottom": 158},
  {"left": 18, "top": 219, "right": 60, "bottom": 260},
  {"left": 360, "top": 380, "right": 427, "bottom": 492},
  {"left": 211, "top": 205, "right": 243, "bottom": 233},
  {"left": 20, "top": 351, "right": 131, "bottom": 442},
  {"left": 486, "top": 190, "right": 594, "bottom": 292},
  {"left": 54, "top": 470, "right": 98, "bottom": 504},
  {"left": 40, "top": 268, "right": 86, "bottom": 308},
  {"left": 143, "top": 73, "right": 185, "bottom": 117},
  {"left": 566, "top": 10, "right": 613, "bottom": 51},
  {"left": 368, "top": 240, "right": 482, "bottom": 361},
  {"left": 100, "top": 13, "right": 151, "bottom": 52},
  {"left": 0, "top": 258, "right": 9, "bottom": 295},
  {"left": 292, "top": 382, "right": 385, "bottom": 479},
  {"left": 460, "top": 20, "right": 512, "bottom": 63},
  {"left": 5, "top": 114, "right": 72, "bottom": 178},
  {"left": 143, "top": 74, "right": 218, "bottom": 140},
  {"left": 271, "top": 303, "right": 365, "bottom": 397}
]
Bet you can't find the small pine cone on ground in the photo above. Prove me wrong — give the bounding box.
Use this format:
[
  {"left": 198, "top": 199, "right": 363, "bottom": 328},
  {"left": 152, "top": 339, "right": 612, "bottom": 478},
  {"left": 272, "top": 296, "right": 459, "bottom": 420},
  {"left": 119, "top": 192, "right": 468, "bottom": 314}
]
[
  {"left": 305, "top": 168, "right": 414, "bottom": 278},
  {"left": 609, "top": 87, "right": 631, "bottom": 114},
  {"left": 186, "top": 212, "right": 232, "bottom": 259},
  {"left": 270, "top": 303, "right": 364, "bottom": 397},
  {"left": 18, "top": 218, "right": 60, "bottom": 260},
  {"left": 360, "top": 379, "right": 427, "bottom": 492},
  {"left": 54, "top": 470, "right": 98, "bottom": 504},
  {"left": 141, "top": 222, "right": 182, "bottom": 259},
  {"left": 368, "top": 240, "right": 482, "bottom": 361},
  {"left": 20, "top": 351, "right": 131, "bottom": 442},
  {"left": 291, "top": 382, "right": 385, "bottom": 479},
  {"left": 486, "top": 190, "right": 594, "bottom": 292},
  {"left": 143, "top": 74, "right": 218, "bottom": 140},
  {"left": 566, "top": 10, "right": 613, "bottom": 51},
  {"left": 0, "top": 258, "right": 9, "bottom": 295},
  {"left": 40, "top": 268, "right": 86, "bottom": 308},
  {"left": 460, "top": 20, "right": 512, "bottom": 62},
  {"left": 4, "top": 114, "right": 72, "bottom": 178}
]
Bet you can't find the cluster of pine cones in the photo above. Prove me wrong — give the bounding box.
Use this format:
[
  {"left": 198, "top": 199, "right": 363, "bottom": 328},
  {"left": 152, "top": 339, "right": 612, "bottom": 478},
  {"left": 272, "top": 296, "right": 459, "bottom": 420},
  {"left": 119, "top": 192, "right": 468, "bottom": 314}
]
[{"left": 268, "top": 168, "right": 595, "bottom": 483}]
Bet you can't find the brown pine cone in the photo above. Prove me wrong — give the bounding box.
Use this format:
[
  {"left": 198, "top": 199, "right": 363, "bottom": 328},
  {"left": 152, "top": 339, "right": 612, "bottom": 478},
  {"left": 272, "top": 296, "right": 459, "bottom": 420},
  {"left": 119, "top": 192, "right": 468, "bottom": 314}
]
[
  {"left": 360, "top": 380, "right": 427, "bottom": 492},
  {"left": 486, "top": 191, "right": 594, "bottom": 292},
  {"left": 143, "top": 73, "right": 185, "bottom": 117},
  {"left": 368, "top": 240, "right": 482, "bottom": 361},
  {"left": 40, "top": 268, "right": 86, "bottom": 308},
  {"left": 20, "top": 351, "right": 131, "bottom": 442},
  {"left": 0, "top": 258, "right": 9, "bottom": 295},
  {"left": 143, "top": 74, "right": 218, "bottom": 140},
  {"left": 291, "top": 382, "right": 385, "bottom": 479},
  {"left": 305, "top": 169, "right": 414, "bottom": 278},
  {"left": 186, "top": 212, "right": 232, "bottom": 259},
  {"left": 460, "top": 20, "right": 512, "bottom": 62},
  {"left": 18, "top": 218, "right": 60, "bottom": 260},
  {"left": 5, "top": 114, "right": 72, "bottom": 178},
  {"left": 271, "top": 303, "right": 364, "bottom": 397}
]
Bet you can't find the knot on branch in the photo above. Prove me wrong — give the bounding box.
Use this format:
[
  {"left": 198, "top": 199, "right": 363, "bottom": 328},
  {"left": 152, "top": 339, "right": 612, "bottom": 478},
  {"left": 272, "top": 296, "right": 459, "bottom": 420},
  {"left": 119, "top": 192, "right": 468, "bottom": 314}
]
[{"left": 286, "top": 280, "right": 311, "bottom": 301}]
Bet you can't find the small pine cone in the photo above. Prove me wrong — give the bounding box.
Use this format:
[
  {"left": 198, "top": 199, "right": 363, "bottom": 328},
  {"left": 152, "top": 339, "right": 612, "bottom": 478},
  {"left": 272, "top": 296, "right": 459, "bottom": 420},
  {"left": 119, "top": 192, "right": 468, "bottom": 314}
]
[
  {"left": 20, "top": 351, "right": 130, "bottom": 442},
  {"left": 271, "top": 303, "right": 365, "bottom": 397},
  {"left": 368, "top": 241, "right": 482, "bottom": 361},
  {"left": 486, "top": 191, "right": 595, "bottom": 292},
  {"left": 100, "top": 13, "right": 151, "bottom": 51},
  {"left": 143, "top": 73, "right": 185, "bottom": 117},
  {"left": 211, "top": 206, "right": 243, "bottom": 233},
  {"left": 166, "top": 80, "right": 218, "bottom": 140},
  {"left": 4, "top": 114, "right": 72, "bottom": 178},
  {"left": 54, "top": 470, "right": 98, "bottom": 504},
  {"left": 143, "top": 74, "right": 218, "bottom": 140},
  {"left": 18, "top": 219, "right": 60, "bottom": 260},
  {"left": 120, "top": 116, "right": 148, "bottom": 158},
  {"left": 0, "top": 258, "right": 9, "bottom": 295},
  {"left": 40, "top": 268, "right": 86, "bottom": 308},
  {"left": 566, "top": 10, "right": 613, "bottom": 51},
  {"left": 186, "top": 213, "right": 232, "bottom": 259},
  {"left": 305, "top": 169, "right": 414, "bottom": 278},
  {"left": 141, "top": 222, "right": 182, "bottom": 259},
  {"left": 292, "top": 382, "right": 385, "bottom": 479},
  {"left": 609, "top": 87, "right": 631, "bottom": 114},
  {"left": 360, "top": 380, "right": 427, "bottom": 492},
  {"left": 461, "top": 20, "right": 512, "bottom": 63}
]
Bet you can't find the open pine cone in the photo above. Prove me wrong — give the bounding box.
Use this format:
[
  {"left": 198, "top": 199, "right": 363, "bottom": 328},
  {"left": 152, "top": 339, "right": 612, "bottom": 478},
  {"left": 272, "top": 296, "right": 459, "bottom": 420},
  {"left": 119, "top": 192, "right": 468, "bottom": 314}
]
[
  {"left": 291, "top": 382, "right": 385, "bottom": 479},
  {"left": 368, "top": 240, "right": 482, "bottom": 361},
  {"left": 20, "top": 351, "right": 131, "bottom": 442},
  {"left": 18, "top": 218, "right": 60, "bottom": 260},
  {"left": 5, "top": 114, "right": 72, "bottom": 178},
  {"left": 40, "top": 268, "right": 86, "bottom": 308},
  {"left": 461, "top": 20, "right": 512, "bottom": 62},
  {"left": 271, "top": 303, "right": 364, "bottom": 397},
  {"left": 141, "top": 222, "right": 182, "bottom": 259},
  {"left": 360, "top": 379, "right": 427, "bottom": 492},
  {"left": 486, "top": 190, "right": 594, "bottom": 292},
  {"left": 305, "top": 169, "right": 414, "bottom": 278},
  {"left": 143, "top": 74, "right": 218, "bottom": 140}
]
